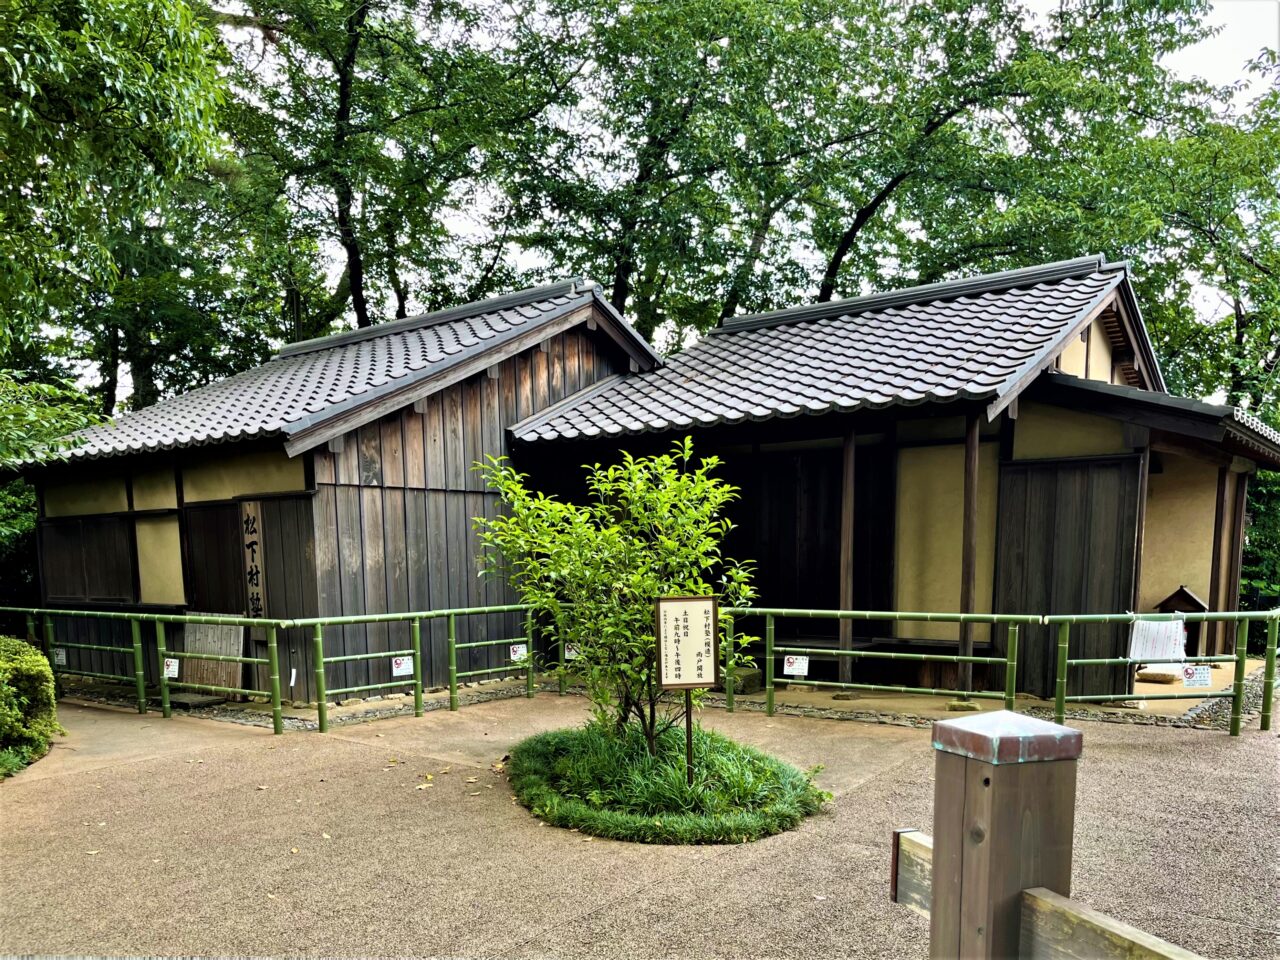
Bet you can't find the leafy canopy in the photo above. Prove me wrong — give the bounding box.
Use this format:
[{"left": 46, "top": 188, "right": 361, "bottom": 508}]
[
  {"left": 477, "top": 439, "right": 756, "bottom": 754},
  {"left": 0, "top": 0, "right": 222, "bottom": 344}
]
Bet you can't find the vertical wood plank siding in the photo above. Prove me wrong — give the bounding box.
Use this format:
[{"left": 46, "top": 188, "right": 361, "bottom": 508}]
[{"left": 309, "top": 324, "right": 626, "bottom": 692}]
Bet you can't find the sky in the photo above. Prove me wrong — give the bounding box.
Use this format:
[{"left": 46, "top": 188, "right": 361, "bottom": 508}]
[{"left": 1165, "top": 0, "right": 1279, "bottom": 94}]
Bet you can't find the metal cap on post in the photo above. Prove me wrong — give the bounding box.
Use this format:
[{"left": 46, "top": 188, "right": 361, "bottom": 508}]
[{"left": 929, "top": 710, "right": 1083, "bottom": 960}]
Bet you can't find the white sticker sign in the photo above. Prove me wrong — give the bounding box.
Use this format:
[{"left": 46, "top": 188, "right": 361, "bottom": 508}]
[
  {"left": 783, "top": 655, "right": 809, "bottom": 677},
  {"left": 391, "top": 655, "right": 414, "bottom": 678},
  {"left": 655, "top": 596, "right": 718, "bottom": 690},
  {"left": 509, "top": 643, "right": 528, "bottom": 661},
  {"left": 1182, "top": 664, "right": 1212, "bottom": 688},
  {"left": 163, "top": 657, "right": 180, "bottom": 679},
  {"left": 1129, "top": 621, "right": 1186, "bottom": 662},
  {"left": 564, "top": 643, "right": 580, "bottom": 661},
  {"left": 52, "top": 647, "right": 67, "bottom": 667}
]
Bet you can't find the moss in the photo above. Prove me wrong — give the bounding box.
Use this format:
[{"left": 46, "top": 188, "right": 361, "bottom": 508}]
[{"left": 508, "top": 722, "right": 830, "bottom": 844}]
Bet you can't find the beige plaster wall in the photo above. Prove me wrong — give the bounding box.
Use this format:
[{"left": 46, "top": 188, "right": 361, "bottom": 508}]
[
  {"left": 182, "top": 450, "right": 306, "bottom": 502},
  {"left": 1138, "top": 455, "right": 1218, "bottom": 612},
  {"left": 135, "top": 516, "right": 185, "bottom": 604},
  {"left": 1012, "top": 401, "right": 1129, "bottom": 460},
  {"left": 42, "top": 477, "right": 128, "bottom": 517},
  {"left": 893, "top": 442, "right": 999, "bottom": 642}
]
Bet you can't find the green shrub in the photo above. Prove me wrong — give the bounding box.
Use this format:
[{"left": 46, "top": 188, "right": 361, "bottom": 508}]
[
  {"left": 0, "top": 635, "right": 62, "bottom": 773},
  {"left": 508, "top": 723, "right": 830, "bottom": 844},
  {"left": 477, "top": 438, "right": 757, "bottom": 755}
]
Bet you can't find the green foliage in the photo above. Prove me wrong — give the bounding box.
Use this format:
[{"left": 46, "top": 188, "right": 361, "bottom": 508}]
[
  {"left": 508, "top": 722, "right": 830, "bottom": 844},
  {"left": 0, "top": 635, "right": 63, "bottom": 774},
  {"left": 477, "top": 438, "right": 755, "bottom": 754},
  {"left": 0, "top": 0, "right": 222, "bottom": 342},
  {"left": 0, "top": 745, "right": 37, "bottom": 778},
  {"left": 0, "top": 372, "right": 102, "bottom": 471}
]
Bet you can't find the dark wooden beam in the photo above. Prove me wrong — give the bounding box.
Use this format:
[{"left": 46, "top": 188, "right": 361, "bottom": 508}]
[
  {"left": 1224, "top": 472, "right": 1250, "bottom": 654},
  {"left": 839, "top": 429, "right": 856, "bottom": 683},
  {"left": 1207, "top": 467, "right": 1227, "bottom": 656},
  {"left": 1131, "top": 447, "right": 1149, "bottom": 614},
  {"left": 959, "top": 414, "right": 980, "bottom": 692}
]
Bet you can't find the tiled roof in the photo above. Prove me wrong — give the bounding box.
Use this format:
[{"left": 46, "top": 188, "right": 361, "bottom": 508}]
[
  {"left": 64, "top": 280, "right": 655, "bottom": 461},
  {"left": 1041, "top": 373, "right": 1280, "bottom": 464},
  {"left": 513, "top": 257, "right": 1132, "bottom": 442}
]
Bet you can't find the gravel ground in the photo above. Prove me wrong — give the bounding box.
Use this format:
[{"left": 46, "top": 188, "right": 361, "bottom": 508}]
[
  {"left": 58, "top": 663, "right": 1273, "bottom": 734},
  {"left": 1, "top": 696, "right": 1275, "bottom": 960}
]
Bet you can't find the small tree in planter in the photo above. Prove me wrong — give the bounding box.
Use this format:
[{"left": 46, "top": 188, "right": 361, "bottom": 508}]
[{"left": 476, "top": 437, "right": 756, "bottom": 755}]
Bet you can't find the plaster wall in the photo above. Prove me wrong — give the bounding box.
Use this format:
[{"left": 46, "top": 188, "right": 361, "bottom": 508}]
[
  {"left": 893, "top": 442, "right": 999, "bottom": 642},
  {"left": 135, "top": 516, "right": 185, "bottom": 605},
  {"left": 183, "top": 450, "right": 307, "bottom": 502},
  {"left": 1012, "top": 401, "right": 1129, "bottom": 460}
]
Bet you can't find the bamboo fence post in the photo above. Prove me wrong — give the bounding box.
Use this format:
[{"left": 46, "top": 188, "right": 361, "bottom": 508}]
[
  {"left": 1262, "top": 616, "right": 1277, "bottom": 733},
  {"left": 448, "top": 614, "right": 458, "bottom": 711},
  {"left": 313, "top": 624, "right": 328, "bottom": 733},
  {"left": 1054, "top": 623, "right": 1070, "bottom": 726},
  {"left": 155, "top": 621, "right": 172, "bottom": 719},
  {"left": 129, "top": 618, "right": 147, "bottom": 714},
  {"left": 412, "top": 619, "right": 424, "bottom": 717},
  {"left": 266, "top": 624, "right": 283, "bottom": 736}
]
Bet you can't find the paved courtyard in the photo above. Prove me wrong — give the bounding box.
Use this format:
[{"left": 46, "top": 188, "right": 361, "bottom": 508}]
[{"left": 1, "top": 696, "right": 1276, "bottom": 959}]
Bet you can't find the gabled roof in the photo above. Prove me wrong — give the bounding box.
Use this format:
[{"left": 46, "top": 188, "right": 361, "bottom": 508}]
[
  {"left": 59, "top": 280, "right": 659, "bottom": 462},
  {"left": 1036, "top": 373, "right": 1280, "bottom": 468},
  {"left": 513, "top": 256, "right": 1156, "bottom": 443}
]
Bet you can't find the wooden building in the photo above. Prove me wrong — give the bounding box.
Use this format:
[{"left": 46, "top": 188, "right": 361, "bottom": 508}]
[
  {"left": 24, "top": 258, "right": 1280, "bottom": 702},
  {"left": 28, "top": 282, "right": 660, "bottom": 701}
]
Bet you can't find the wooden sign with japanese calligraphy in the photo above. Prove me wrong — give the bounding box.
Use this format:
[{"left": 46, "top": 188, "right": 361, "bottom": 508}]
[
  {"left": 240, "top": 501, "right": 267, "bottom": 619},
  {"left": 655, "top": 596, "right": 719, "bottom": 690}
]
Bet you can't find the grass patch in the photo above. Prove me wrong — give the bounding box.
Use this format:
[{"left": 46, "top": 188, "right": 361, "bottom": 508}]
[
  {"left": 0, "top": 744, "right": 39, "bottom": 779},
  {"left": 508, "top": 722, "right": 831, "bottom": 844}
]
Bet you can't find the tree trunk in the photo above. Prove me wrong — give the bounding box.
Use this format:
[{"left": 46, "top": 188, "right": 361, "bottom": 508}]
[
  {"left": 332, "top": 3, "right": 371, "bottom": 328},
  {"left": 720, "top": 204, "right": 781, "bottom": 321},
  {"left": 816, "top": 170, "right": 910, "bottom": 302},
  {"left": 98, "top": 323, "right": 120, "bottom": 416}
]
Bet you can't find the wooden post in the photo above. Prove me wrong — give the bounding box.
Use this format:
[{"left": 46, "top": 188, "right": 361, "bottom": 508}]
[
  {"left": 839, "top": 429, "right": 856, "bottom": 684},
  {"left": 958, "top": 413, "right": 980, "bottom": 695},
  {"left": 929, "top": 711, "right": 1082, "bottom": 960}
]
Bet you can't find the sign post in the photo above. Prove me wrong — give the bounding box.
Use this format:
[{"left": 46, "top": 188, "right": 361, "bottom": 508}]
[{"left": 655, "top": 595, "right": 719, "bottom": 785}]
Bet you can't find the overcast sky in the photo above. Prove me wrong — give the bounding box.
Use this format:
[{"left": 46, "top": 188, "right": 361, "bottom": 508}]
[{"left": 1165, "top": 0, "right": 1279, "bottom": 94}]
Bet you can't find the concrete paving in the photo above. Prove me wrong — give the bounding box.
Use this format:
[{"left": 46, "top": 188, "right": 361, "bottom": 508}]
[{"left": 0, "top": 696, "right": 1276, "bottom": 959}]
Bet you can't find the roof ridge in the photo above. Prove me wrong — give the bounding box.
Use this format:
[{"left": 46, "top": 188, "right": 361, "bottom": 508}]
[
  {"left": 714, "top": 255, "right": 1117, "bottom": 336},
  {"left": 275, "top": 278, "right": 599, "bottom": 359}
]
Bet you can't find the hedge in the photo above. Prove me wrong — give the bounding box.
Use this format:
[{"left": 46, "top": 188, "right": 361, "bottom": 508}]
[{"left": 0, "top": 635, "right": 62, "bottom": 776}]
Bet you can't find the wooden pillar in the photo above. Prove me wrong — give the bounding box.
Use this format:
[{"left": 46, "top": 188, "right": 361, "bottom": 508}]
[
  {"left": 929, "top": 711, "right": 1082, "bottom": 960},
  {"left": 839, "top": 429, "right": 856, "bottom": 683},
  {"left": 1223, "top": 470, "right": 1250, "bottom": 654},
  {"left": 958, "top": 414, "right": 980, "bottom": 692},
  {"left": 1207, "top": 467, "right": 1227, "bottom": 656}
]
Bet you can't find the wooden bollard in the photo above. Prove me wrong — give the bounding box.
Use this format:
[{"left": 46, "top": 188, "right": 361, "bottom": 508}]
[{"left": 929, "top": 710, "right": 1083, "bottom": 960}]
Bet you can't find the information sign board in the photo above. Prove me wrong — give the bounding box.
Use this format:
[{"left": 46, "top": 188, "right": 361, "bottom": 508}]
[{"left": 655, "top": 596, "right": 719, "bottom": 690}]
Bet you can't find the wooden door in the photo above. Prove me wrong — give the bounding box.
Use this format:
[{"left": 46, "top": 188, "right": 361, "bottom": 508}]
[
  {"left": 994, "top": 457, "right": 1141, "bottom": 698},
  {"left": 183, "top": 503, "right": 246, "bottom": 614}
]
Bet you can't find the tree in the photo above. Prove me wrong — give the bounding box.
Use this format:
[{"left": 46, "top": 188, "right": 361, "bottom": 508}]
[
  {"left": 477, "top": 439, "right": 756, "bottom": 755},
  {"left": 0, "top": 0, "right": 222, "bottom": 345},
  {"left": 211, "top": 0, "right": 578, "bottom": 331}
]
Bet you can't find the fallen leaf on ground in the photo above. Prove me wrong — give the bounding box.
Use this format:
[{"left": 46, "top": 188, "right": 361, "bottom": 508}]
[
  {"left": 465, "top": 777, "right": 478, "bottom": 783},
  {"left": 290, "top": 847, "right": 299, "bottom": 854},
  {"left": 469, "top": 791, "right": 481, "bottom": 796},
  {"left": 322, "top": 833, "right": 331, "bottom": 840},
  {"left": 415, "top": 783, "right": 432, "bottom": 791},
  {"left": 256, "top": 785, "right": 268, "bottom": 791},
  {"left": 86, "top": 851, "right": 100, "bottom": 855}
]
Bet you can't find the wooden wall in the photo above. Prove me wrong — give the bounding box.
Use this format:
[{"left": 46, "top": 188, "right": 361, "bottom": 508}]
[{"left": 310, "top": 324, "right": 627, "bottom": 694}]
